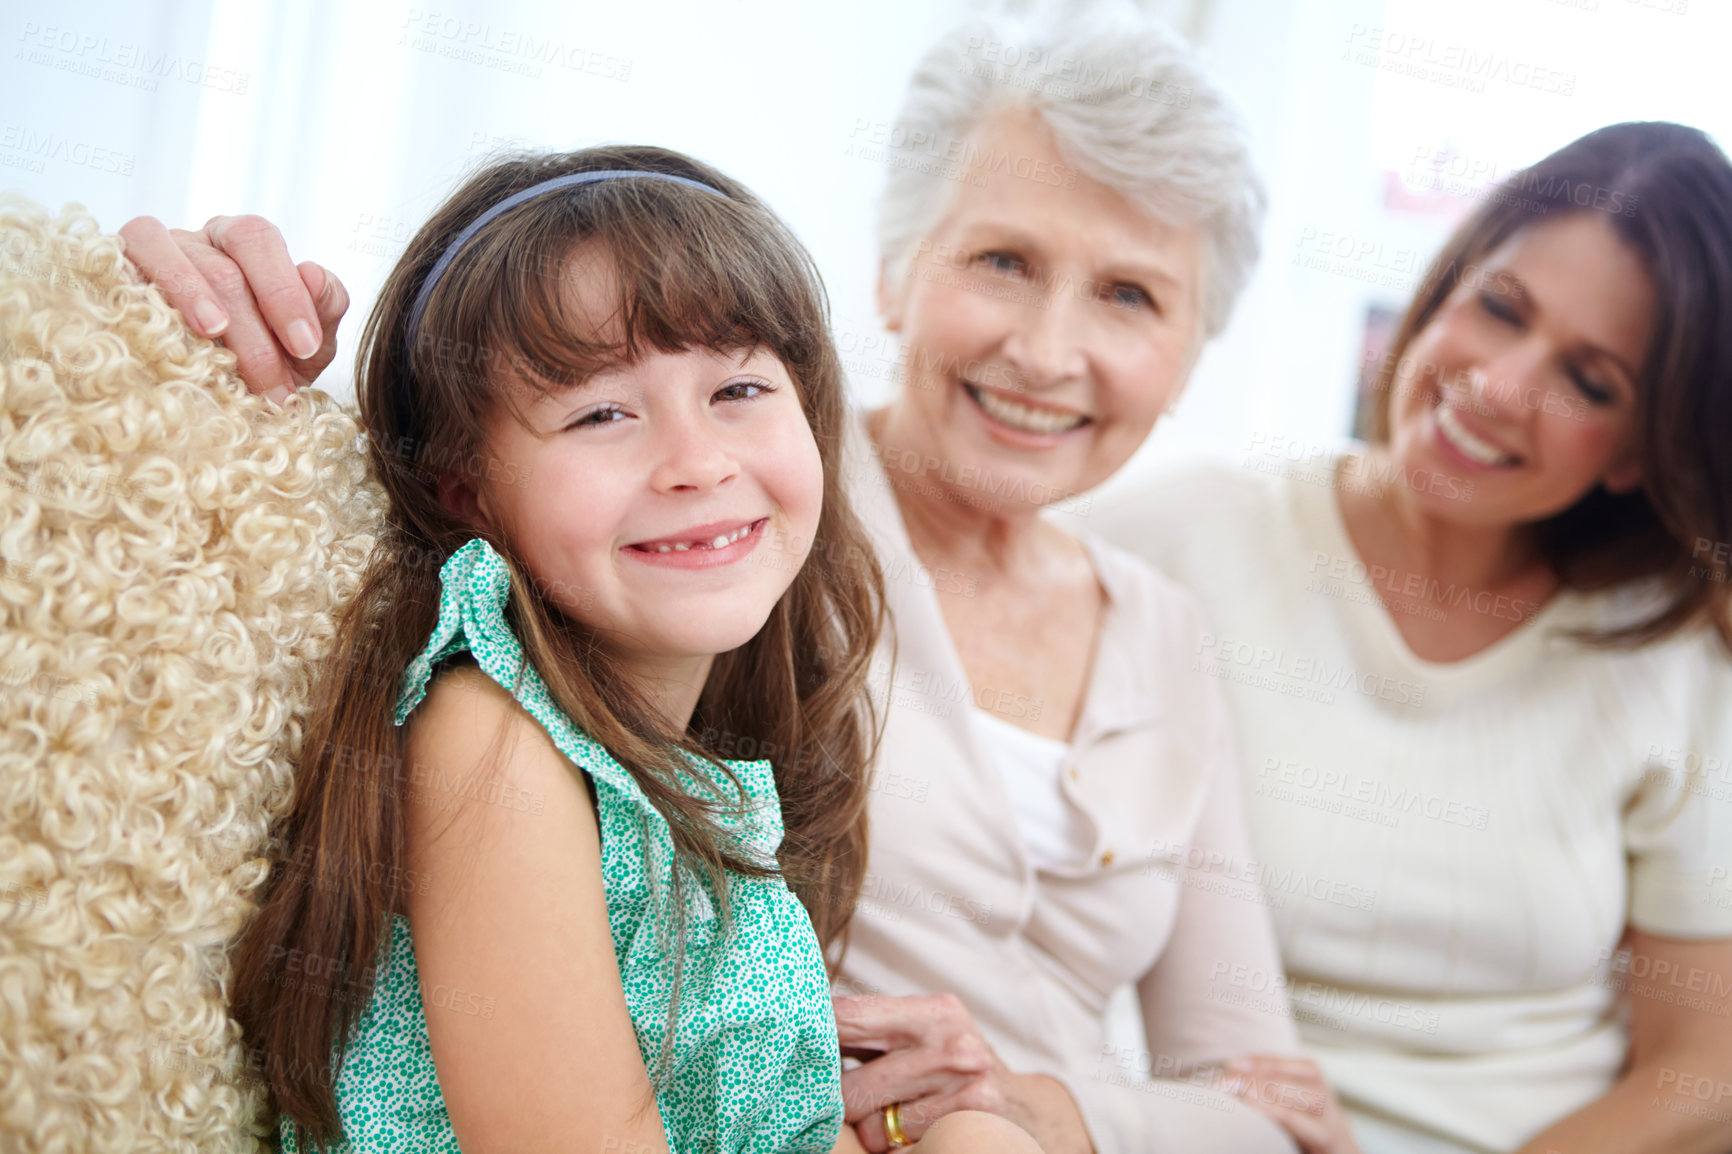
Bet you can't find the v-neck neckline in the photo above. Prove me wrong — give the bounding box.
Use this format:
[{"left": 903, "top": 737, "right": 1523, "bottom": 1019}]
[
  {"left": 851, "top": 409, "right": 1160, "bottom": 744},
  {"left": 1291, "top": 454, "right": 1590, "bottom": 687}
]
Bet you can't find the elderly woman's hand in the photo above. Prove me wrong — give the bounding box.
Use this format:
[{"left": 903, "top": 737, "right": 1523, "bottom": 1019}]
[
  {"left": 1225, "top": 1055, "right": 1362, "bottom": 1154},
  {"left": 833, "top": 993, "right": 1093, "bottom": 1154},
  {"left": 118, "top": 214, "right": 348, "bottom": 405}
]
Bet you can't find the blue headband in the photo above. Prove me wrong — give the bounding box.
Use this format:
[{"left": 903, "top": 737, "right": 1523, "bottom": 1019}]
[{"left": 404, "top": 168, "right": 727, "bottom": 348}]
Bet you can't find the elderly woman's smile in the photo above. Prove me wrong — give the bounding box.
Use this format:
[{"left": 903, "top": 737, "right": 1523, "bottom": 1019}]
[{"left": 962, "top": 379, "right": 1092, "bottom": 437}]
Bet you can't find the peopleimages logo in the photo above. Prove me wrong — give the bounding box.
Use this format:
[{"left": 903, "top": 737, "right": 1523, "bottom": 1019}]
[
  {"left": 1192, "top": 633, "right": 1428, "bottom": 708},
  {"left": 1307, "top": 551, "right": 1542, "bottom": 624},
  {"left": 0, "top": 126, "right": 135, "bottom": 174},
  {"left": 15, "top": 22, "right": 250, "bottom": 93},
  {"left": 868, "top": 438, "right": 1093, "bottom": 514},
  {"left": 1341, "top": 24, "right": 1576, "bottom": 97},
  {"left": 859, "top": 871, "right": 994, "bottom": 927},
  {"left": 1256, "top": 757, "right": 1490, "bottom": 831},
  {"left": 1242, "top": 432, "right": 1477, "bottom": 504},
  {"left": 396, "top": 10, "right": 631, "bottom": 81},
  {"left": 1141, "top": 837, "right": 1379, "bottom": 913},
  {"left": 1207, "top": 961, "right": 1442, "bottom": 1034}
]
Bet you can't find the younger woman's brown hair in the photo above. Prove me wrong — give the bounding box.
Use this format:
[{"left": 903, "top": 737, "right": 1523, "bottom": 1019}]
[
  {"left": 1368, "top": 121, "right": 1732, "bottom": 649},
  {"left": 229, "top": 145, "right": 884, "bottom": 1146}
]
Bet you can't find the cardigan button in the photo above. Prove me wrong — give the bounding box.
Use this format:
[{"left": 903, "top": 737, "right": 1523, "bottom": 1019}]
[
  {"left": 1067, "top": 766, "right": 1079, "bottom": 781},
  {"left": 1100, "top": 849, "right": 1116, "bottom": 867}
]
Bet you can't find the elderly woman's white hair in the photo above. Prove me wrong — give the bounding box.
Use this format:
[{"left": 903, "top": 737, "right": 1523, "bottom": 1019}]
[{"left": 877, "top": 2, "right": 1265, "bottom": 338}]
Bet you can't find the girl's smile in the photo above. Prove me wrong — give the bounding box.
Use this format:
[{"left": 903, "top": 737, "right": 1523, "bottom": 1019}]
[{"left": 622, "top": 516, "right": 769, "bottom": 567}]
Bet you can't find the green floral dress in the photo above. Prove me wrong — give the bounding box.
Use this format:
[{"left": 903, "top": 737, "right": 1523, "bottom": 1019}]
[{"left": 280, "top": 538, "right": 844, "bottom": 1154}]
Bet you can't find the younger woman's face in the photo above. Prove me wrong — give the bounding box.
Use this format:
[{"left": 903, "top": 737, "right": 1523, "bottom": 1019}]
[
  {"left": 1385, "top": 212, "right": 1653, "bottom": 526},
  {"left": 447, "top": 261, "right": 823, "bottom": 671}
]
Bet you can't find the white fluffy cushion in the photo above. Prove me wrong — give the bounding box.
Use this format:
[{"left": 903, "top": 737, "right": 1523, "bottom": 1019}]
[{"left": 0, "top": 197, "right": 383, "bottom": 1153}]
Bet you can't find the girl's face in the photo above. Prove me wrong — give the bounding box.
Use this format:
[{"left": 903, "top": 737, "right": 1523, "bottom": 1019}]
[
  {"left": 447, "top": 260, "right": 823, "bottom": 671},
  {"left": 877, "top": 104, "right": 1205, "bottom": 514},
  {"left": 1384, "top": 212, "right": 1652, "bottom": 526}
]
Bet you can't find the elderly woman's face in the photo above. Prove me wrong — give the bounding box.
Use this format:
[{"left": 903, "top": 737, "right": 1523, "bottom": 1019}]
[
  {"left": 1385, "top": 212, "right": 1651, "bottom": 527},
  {"left": 878, "top": 106, "right": 1204, "bottom": 513}
]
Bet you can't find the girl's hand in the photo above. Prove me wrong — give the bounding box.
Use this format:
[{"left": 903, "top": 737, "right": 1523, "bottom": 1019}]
[
  {"left": 1224, "top": 1055, "right": 1362, "bottom": 1154},
  {"left": 117, "top": 214, "right": 348, "bottom": 405},
  {"left": 832, "top": 993, "right": 1092, "bottom": 1154}
]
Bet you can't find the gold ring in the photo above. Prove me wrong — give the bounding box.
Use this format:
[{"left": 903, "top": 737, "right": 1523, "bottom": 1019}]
[{"left": 883, "top": 1101, "right": 910, "bottom": 1148}]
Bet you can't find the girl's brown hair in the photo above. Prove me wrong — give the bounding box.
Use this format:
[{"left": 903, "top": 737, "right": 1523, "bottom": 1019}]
[
  {"left": 1369, "top": 121, "right": 1732, "bottom": 648},
  {"left": 229, "top": 145, "right": 884, "bottom": 1145}
]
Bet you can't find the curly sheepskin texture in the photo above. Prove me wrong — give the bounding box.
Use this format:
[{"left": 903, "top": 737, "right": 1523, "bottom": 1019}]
[{"left": 0, "top": 197, "right": 385, "bottom": 1153}]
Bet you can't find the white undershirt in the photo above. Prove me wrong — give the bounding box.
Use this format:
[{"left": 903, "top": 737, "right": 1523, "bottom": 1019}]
[{"left": 969, "top": 706, "right": 1093, "bottom": 871}]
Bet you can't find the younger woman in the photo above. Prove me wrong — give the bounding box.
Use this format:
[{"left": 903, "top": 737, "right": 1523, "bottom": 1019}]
[
  {"left": 226, "top": 146, "right": 1037, "bottom": 1154},
  {"left": 1102, "top": 122, "right": 1732, "bottom": 1153}
]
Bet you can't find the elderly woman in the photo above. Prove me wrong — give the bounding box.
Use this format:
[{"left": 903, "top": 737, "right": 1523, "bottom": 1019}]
[
  {"left": 121, "top": 10, "right": 1297, "bottom": 1152},
  {"left": 1095, "top": 123, "right": 1732, "bottom": 1154},
  {"left": 820, "top": 13, "right": 1295, "bottom": 1151}
]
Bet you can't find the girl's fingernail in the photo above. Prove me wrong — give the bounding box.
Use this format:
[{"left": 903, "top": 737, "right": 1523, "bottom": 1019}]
[
  {"left": 266, "top": 384, "right": 293, "bottom": 407},
  {"left": 286, "top": 319, "right": 320, "bottom": 359},
  {"left": 194, "top": 299, "right": 228, "bottom": 335},
  {"left": 1224, "top": 1077, "right": 1245, "bottom": 1095}
]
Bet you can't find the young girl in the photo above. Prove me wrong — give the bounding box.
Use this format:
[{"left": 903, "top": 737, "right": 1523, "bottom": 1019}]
[{"left": 227, "top": 147, "right": 1038, "bottom": 1154}]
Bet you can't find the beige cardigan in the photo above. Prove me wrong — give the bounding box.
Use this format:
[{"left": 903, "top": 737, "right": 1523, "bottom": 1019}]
[{"left": 836, "top": 415, "right": 1300, "bottom": 1153}]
